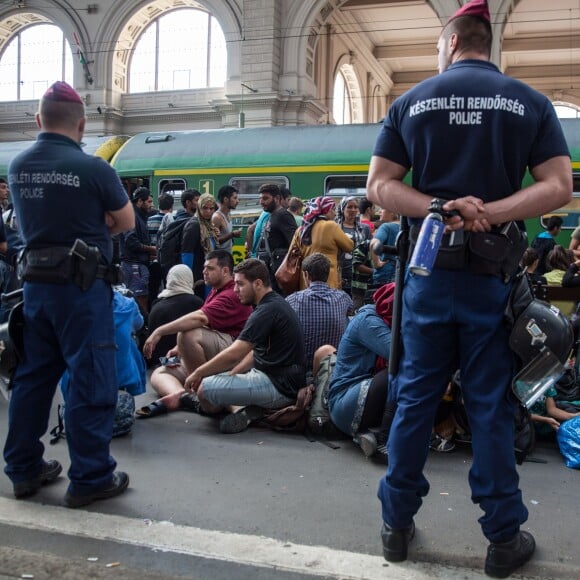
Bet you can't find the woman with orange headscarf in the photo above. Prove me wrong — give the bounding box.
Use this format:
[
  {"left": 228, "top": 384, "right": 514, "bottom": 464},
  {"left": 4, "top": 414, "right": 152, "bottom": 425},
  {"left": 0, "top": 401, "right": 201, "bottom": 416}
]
[
  {"left": 325, "top": 283, "right": 395, "bottom": 458},
  {"left": 290, "top": 196, "right": 354, "bottom": 290}
]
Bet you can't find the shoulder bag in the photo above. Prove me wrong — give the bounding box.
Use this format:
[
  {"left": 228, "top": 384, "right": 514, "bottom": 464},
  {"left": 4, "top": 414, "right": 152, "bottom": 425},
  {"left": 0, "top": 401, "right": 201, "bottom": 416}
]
[{"left": 275, "top": 244, "right": 303, "bottom": 295}]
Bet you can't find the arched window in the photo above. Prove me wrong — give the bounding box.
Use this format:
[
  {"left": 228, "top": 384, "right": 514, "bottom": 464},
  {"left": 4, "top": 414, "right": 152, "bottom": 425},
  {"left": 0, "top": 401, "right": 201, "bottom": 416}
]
[
  {"left": 554, "top": 104, "right": 580, "bottom": 119},
  {"left": 129, "top": 9, "right": 226, "bottom": 93},
  {"left": 333, "top": 71, "right": 351, "bottom": 125},
  {"left": 0, "top": 24, "right": 73, "bottom": 102},
  {"left": 333, "top": 63, "right": 363, "bottom": 125}
]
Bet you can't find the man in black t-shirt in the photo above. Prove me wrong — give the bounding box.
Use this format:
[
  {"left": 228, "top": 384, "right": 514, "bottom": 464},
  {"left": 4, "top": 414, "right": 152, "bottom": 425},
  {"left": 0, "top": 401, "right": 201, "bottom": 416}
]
[
  {"left": 257, "top": 183, "right": 297, "bottom": 290},
  {"left": 185, "top": 259, "right": 306, "bottom": 433}
]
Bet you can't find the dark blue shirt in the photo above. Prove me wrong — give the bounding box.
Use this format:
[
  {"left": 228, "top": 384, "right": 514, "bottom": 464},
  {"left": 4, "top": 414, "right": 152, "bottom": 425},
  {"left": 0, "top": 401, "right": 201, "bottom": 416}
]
[
  {"left": 8, "top": 133, "right": 129, "bottom": 263},
  {"left": 373, "top": 60, "right": 570, "bottom": 205},
  {"left": 373, "top": 222, "right": 399, "bottom": 284}
]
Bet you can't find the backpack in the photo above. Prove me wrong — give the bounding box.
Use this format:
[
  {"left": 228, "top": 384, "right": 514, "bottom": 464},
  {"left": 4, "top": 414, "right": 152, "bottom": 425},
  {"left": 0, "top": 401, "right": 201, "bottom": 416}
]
[
  {"left": 258, "top": 384, "right": 314, "bottom": 431},
  {"left": 158, "top": 216, "right": 189, "bottom": 276},
  {"left": 306, "top": 352, "right": 342, "bottom": 437},
  {"left": 256, "top": 352, "right": 340, "bottom": 437},
  {"left": 50, "top": 391, "right": 136, "bottom": 444}
]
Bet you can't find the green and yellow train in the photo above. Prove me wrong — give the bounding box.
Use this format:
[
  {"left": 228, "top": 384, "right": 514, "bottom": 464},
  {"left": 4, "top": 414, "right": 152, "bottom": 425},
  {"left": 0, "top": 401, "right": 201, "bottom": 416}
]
[
  {"left": 1, "top": 121, "right": 578, "bottom": 263},
  {"left": 109, "top": 120, "right": 580, "bottom": 261}
]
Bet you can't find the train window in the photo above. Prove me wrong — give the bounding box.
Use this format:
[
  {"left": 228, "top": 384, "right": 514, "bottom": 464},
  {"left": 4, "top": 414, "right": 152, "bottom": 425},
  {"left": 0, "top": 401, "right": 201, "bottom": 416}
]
[
  {"left": 229, "top": 176, "right": 288, "bottom": 196},
  {"left": 539, "top": 174, "right": 580, "bottom": 230},
  {"left": 229, "top": 176, "right": 289, "bottom": 227},
  {"left": 325, "top": 175, "right": 367, "bottom": 197},
  {"left": 121, "top": 177, "right": 149, "bottom": 198},
  {"left": 159, "top": 179, "right": 187, "bottom": 204}
]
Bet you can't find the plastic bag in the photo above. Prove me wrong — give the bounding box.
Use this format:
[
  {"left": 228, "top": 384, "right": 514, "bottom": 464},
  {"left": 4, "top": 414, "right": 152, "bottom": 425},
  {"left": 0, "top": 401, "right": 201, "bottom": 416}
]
[{"left": 556, "top": 416, "right": 580, "bottom": 469}]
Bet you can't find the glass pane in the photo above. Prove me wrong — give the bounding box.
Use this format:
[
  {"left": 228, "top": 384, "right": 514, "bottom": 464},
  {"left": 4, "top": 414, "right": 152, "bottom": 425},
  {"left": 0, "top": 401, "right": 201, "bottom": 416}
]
[
  {"left": 209, "top": 16, "right": 227, "bottom": 87},
  {"left": 229, "top": 176, "right": 289, "bottom": 225},
  {"left": 325, "top": 175, "right": 367, "bottom": 198},
  {"left": 333, "top": 71, "right": 352, "bottom": 125},
  {"left": 0, "top": 25, "right": 72, "bottom": 101},
  {"left": 64, "top": 38, "right": 73, "bottom": 85},
  {"left": 158, "top": 11, "right": 208, "bottom": 91},
  {"left": 159, "top": 179, "right": 187, "bottom": 204},
  {"left": 0, "top": 40, "right": 18, "bottom": 101},
  {"left": 20, "top": 25, "right": 70, "bottom": 100},
  {"left": 130, "top": 24, "right": 156, "bottom": 93},
  {"left": 129, "top": 9, "right": 228, "bottom": 92}
]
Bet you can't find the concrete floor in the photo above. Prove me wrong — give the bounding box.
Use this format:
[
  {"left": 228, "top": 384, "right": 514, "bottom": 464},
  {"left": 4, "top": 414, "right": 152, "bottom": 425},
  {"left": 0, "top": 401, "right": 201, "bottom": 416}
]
[{"left": 0, "top": 387, "right": 579, "bottom": 579}]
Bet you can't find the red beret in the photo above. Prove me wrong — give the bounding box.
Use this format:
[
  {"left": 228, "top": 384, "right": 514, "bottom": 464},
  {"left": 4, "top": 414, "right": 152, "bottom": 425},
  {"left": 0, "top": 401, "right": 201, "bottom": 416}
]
[
  {"left": 42, "top": 81, "right": 84, "bottom": 105},
  {"left": 448, "top": 0, "right": 490, "bottom": 25}
]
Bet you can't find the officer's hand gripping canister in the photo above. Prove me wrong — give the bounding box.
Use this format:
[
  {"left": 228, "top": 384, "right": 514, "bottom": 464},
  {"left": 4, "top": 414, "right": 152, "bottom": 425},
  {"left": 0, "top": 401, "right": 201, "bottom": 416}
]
[{"left": 409, "top": 199, "right": 448, "bottom": 276}]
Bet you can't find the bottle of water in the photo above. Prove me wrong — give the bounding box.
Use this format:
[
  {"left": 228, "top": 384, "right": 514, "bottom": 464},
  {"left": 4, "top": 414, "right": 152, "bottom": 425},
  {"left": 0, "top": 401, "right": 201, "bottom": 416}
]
[{"left": 409, "top": 200, "right": 446, "bottom": 276}]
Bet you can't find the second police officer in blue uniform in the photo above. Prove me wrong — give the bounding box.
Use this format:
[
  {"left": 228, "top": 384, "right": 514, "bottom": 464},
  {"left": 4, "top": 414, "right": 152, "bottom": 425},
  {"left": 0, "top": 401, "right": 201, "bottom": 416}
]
[
  {"left": 367, "top": 1, "right": 572, "bottom": 578},
  {"left": 3, "top": 81, "right": 135, "bottom": 507}
]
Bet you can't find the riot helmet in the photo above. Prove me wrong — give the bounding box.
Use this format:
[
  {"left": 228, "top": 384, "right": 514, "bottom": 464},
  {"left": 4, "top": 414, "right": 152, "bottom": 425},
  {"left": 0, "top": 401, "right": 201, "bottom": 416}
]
[{"left": 509, "top": 300, "right": 573, "bottom": 408}]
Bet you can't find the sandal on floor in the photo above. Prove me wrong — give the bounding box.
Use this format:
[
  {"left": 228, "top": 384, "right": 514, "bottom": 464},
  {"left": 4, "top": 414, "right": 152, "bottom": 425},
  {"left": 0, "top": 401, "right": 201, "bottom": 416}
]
[{"left": 136, "top": 400, "right": 168, "bottom": 419}]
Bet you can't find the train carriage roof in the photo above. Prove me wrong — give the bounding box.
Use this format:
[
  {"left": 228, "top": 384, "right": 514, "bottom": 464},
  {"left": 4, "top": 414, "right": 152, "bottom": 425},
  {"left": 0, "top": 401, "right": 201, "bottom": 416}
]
[
  {"left": 0, "top": 135, "right": 127, "bottom": 176},
  {"left": 113, "top": 119, "right": 579, "bottom": 177},
  {"left": 1, "top": 119, "right": 577, "bottom": 178},
  {"left": 111, "top": 124, "right": 382, "bottom": 176}
]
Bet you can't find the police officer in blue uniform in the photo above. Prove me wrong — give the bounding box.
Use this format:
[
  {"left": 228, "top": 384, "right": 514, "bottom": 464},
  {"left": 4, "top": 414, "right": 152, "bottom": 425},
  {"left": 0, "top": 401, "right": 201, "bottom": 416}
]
[
  {"left": 3, "top": 81, "right": 135, "bottom": 507},
  {"left": 367, "top": 1, "right": 572, "bottom": 577}
]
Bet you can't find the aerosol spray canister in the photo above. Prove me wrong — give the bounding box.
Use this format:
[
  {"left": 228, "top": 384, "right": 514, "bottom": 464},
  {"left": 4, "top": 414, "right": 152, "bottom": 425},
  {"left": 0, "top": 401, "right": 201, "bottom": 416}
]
[{"left": 409, "top": 199, "right": 447, "bottom": 276}]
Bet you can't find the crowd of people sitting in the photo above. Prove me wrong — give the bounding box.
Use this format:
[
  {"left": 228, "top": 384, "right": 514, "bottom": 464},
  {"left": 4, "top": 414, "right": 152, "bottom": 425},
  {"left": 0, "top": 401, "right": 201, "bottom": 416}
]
[{"left": 1, "top": 178, "right": 579, "bottom": 463}]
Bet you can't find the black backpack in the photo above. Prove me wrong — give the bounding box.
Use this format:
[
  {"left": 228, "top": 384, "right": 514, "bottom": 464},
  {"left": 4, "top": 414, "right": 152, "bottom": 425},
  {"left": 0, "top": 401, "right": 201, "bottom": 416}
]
[{"left": 158, "top": 217, "right": 189, "bottom": 277}]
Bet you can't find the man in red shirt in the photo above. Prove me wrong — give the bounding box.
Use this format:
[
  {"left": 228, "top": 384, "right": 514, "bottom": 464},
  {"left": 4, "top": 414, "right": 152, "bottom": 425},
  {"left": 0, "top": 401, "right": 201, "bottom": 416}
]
[{"left": 138, "top": 250, "right": 252, "bottom": 417}]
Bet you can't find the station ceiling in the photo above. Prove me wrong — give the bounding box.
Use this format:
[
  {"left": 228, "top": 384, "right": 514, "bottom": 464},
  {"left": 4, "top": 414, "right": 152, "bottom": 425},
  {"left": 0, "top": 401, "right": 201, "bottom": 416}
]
[{"left": 337, "top": 0, "right": 579, "bottom": 92}]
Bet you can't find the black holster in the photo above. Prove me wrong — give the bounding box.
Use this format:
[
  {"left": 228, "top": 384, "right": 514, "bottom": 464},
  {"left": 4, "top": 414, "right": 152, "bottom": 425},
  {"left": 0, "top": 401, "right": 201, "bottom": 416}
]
[
  {"left": 468, "top": 222, "right": 528, "bottom": 281},
  {"left": 21, "top": 239, "right": 120, "bottom": 290}
]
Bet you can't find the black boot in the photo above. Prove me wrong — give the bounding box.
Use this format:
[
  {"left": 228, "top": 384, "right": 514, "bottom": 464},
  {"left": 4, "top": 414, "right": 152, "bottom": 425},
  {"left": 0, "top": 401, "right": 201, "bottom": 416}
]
[
  {"left": 485, "top": 531, "right": 535, "bottom": 578},
  {"left": 381, "top": 521, "right": 415, "bottom": 562}
]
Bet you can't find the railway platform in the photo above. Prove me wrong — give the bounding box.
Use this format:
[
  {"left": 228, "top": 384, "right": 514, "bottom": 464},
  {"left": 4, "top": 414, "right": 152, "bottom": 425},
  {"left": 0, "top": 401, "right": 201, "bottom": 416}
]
[{"left": 0, "top": 386, "right": 579, "bottom": 579}]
